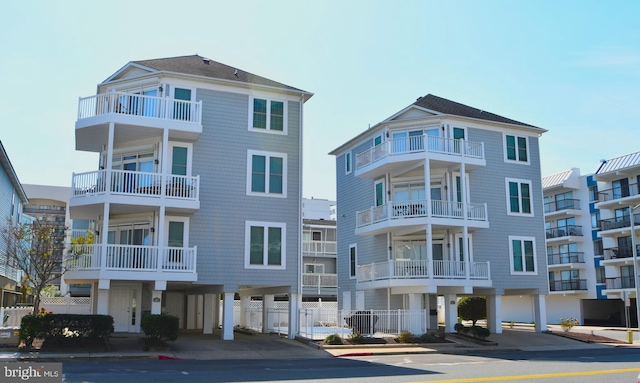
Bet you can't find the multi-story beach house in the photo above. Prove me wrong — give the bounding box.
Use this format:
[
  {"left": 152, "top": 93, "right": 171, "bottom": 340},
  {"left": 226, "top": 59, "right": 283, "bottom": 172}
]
[
  {"left": 65, "top": 55, "right": 312, "bottom": 339},
  {"left": 330, "top": 94, "right": 549, "bottom": 334},
  {"left": 0, "top": 141, "right": 28, "bottom": 306},
  {"left": 301, "top": 198, "right": 337, "bottom": 301}
]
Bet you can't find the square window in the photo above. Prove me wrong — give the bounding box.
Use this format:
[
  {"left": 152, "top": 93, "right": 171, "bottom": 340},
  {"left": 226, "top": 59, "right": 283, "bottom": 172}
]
[
  {"left": 505, "top": 134, "right": 529, "bottom": 163},
  {"left": 245, "top": 221, "right": 286, "bottom": 269},
  {"left": 251, "top": 97, "right": 286, "bottom": 133},
  {"left": 248, "top": 151, "right": 287, "bottom": 197}
]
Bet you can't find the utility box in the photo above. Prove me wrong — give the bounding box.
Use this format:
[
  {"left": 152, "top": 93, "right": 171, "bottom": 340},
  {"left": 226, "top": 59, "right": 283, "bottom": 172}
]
[{"left": 0, "top": 327, "right": 20, "bottom": 346}]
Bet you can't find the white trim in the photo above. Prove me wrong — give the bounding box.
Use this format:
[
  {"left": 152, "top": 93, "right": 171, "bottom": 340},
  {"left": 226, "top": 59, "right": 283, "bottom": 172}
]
[
  {"left": 453, "top": 233, "right": 473, "bottom": 262},
  {"left": 248, "top": 96, "right": 288, "bottom": 135},
  {"left": 168, "top": 142, "right": 193, "bottom": 176},
  {"left": 349, "top": 243, "right": 357, "bottom": 279},
  {"left": 505, "top": 177, "right": 534, "bottom": 217},
  {"left": 244, "top": 221, "right": 286, "bottom": 270},
  {"left": 246, "top": 150, "right": 288, "bottom": 198},
  {"left": 164, "top": 216, "right": 190, "bottom": 248},
  {"left": 503, "top": 133, "right": 531, "bottom": 165},
  {"left": 509, "top": 235, "right": 538, "bottom": 275},
  {"left": 171, "top": 86, "right": 195, "bottom": 101}
]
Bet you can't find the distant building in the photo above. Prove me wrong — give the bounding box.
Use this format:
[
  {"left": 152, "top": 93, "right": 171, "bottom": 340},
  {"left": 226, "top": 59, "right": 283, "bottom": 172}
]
[{"left": 301, "top": 198, "right": 337, "bottom": 301}]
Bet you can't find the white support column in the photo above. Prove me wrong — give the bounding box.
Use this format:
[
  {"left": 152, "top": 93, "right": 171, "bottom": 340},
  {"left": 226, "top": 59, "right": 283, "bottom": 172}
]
[
  {"left": 262, "top": 294, "right": 275, "bottom": 334},
  {"left": 408, "top": 293, "right": 421, "bottom": 309},
  {"left": 239, "top": 295, "right": 250, "bottom": 327},
  {"left": 96, "top": 288, "right": 109, "bottom": 315},
  {"left": 444, "top": 294, "right": 458, "bottom": 333},
  {"left": 213, "top": 294, "right": 221, "bottom": 329},
  {"left": 221, "top": 292, "right": 235, "bottom": 340},
  {"left": 203, "top": 293, "right": 215, "bottom": 335},
  {"left": 342, "top": 291, "right": 351, "bottom": 312},
  {"left": 533, "top": 294, "right": 547, "bottom": 332},
  {"left": 151, "top": 290, "right": 162, "bottom": 315},
  {"left": 487, "top": 295, "right": 503, "bottom": 334},
  {"left": 288, "top": 293, "right": 301, "bottom": 339}
]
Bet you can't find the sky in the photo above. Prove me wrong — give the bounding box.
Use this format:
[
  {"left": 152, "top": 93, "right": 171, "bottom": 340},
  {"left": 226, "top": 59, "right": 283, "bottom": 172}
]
[{"left": 1, "top": 0, "right": 639, "bottom": 201}]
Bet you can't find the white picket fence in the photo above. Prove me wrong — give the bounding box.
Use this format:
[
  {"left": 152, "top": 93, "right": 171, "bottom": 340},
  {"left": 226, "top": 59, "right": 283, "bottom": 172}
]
[
  {"left": 0, "top": 307, "right": 33, "bottom": 327},
  {"left": 41, "top": 297, "right": 92, "bottom": 315}
]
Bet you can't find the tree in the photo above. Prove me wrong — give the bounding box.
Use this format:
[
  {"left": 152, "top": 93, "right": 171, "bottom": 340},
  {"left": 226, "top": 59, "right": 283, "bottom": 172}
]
[
  {"left": 457, "top": 296, "right": 487, "bottom": 326},
  {"left": 2, "top": 220, "right": 68, "bottom": 312}
]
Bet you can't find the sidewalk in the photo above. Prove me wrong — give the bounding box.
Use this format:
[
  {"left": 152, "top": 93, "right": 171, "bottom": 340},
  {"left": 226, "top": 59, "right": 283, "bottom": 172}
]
[{"left": 1, "top": 326, "right": 637, "bottom": 361}]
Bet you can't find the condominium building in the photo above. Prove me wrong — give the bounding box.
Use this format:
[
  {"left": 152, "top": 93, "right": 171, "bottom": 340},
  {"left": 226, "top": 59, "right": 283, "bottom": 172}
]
[
  {"left": 330, "top": 94, "right": 549, "bottom": 334},
  {"left": 65, "top": 55, "right": 312, "bottom": 339},
  {"left": 301, "top": 198, "right": 337, "bottom": 301}
]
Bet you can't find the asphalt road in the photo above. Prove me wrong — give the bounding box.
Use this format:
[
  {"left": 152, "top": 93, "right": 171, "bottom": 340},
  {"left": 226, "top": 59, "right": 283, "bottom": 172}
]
[{"left": 59, "top": 347, "right": 640, "bottom": 383}]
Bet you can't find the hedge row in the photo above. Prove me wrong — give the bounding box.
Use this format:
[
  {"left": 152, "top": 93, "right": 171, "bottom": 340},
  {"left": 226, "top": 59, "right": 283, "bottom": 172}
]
[{"left": 20, "top": 314, "right": 114, "bottom": 346}]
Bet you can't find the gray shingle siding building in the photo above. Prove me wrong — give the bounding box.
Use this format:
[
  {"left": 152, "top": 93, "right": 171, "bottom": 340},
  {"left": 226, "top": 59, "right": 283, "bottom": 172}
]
[{"left": 330, "top": 94, "right": 549, "bottom": 333}]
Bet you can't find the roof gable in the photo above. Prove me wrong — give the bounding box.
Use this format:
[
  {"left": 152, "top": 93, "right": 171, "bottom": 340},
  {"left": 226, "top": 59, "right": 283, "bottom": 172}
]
[
  {"left": 104, "top": 55, "right": 311, "bottom": 97},
  {"left": 596, "top": 150, "right": 640, "bottom": 175},
  {"left": 409, "top": 94, "right": 538, "bottom": 128}
]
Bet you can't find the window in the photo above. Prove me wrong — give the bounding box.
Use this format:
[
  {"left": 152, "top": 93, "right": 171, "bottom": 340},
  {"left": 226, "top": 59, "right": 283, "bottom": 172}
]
[
  {"left": 245, "top": 221, "right": 286, "bottom": 269},
  {"left": 510, "top": 236, "right": 536, "bottom": 274},
  {"left": 506, "top": 178, "right": 533, "bottom": 215},
  {"left": 312, "top": 231, "right": 322, "bottom": 241},
  {"left": 247, "top": 150, "right": 287, "bottom": 197},
  {"left": 349, "top": 244, "right": 357, "bottom": 278},
  {"left": 595, "top": 267, "right": 605, "bottom": 284},
  {"left": 375, "top": 180, "right": 385, "bottom": 206},
  {"left": 505, "top": 134, "right": 529, "bottom": 163},
  {"left": 305, "top": 263, "right": 325, "bottom": 274},
  {"left": 593, "top": 240, "right": 603, "bottom": 257},
  {"left": 345, "top": 152, "right": 352, "bottom": 174},
  {"left": 589, "top": 185, "right": 599, "bottom": 202},
  {"left": 250, "top": 97, "right": 286, "bottom": 133},
  {"left": 591, "top": 212, "right": 600, "bottom": 229}
]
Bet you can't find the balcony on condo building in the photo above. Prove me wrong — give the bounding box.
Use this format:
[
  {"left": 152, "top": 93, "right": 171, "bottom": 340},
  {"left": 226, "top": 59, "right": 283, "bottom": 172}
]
[
  {"left": 549, "top": 279, "right": 587, "bottom": 293},
  {"left": 64, "top": 243, "right": 197, "bottom": 283},
  {"left": 543, "top": 199, "right": 582, "bottom": 218},
  {"left": 354, "top": 135, "right": 485, "bottom": 179},
  {"left": 545, "top": 225, "right": 583, "bottom": 241},
  {"left": 597, "top": 214, "right": 640, "bottom": 235},
  {"left": 302, "top": 273, "right": 338, "bottom": 296},
  {"left": 595, "top": 182, "right": 640, "bottom": 209},
  {"left": 356, "top": 199, "right": 488, "bottom": 236},
  {"left": 547, "top": 252, "right": 585, "bottom": 268},
  {"left": 357, "top": 259, "right": 491, "bottom": 290}
]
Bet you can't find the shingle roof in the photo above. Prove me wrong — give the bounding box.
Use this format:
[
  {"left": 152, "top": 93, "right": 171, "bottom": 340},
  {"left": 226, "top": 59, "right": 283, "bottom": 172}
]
[
  {"left": 542, "top": 169, "right": 575, "bottom": 189},
  {"left": 596, "top": 150, "right": 640, "bottom": 175},
  {"left": 412, "top": 94, "right": 538, "bottom": 128},
  {"left": 0, "top": 141, "right": 28, "bottom": 204},
  {"left": 130, "top": 54, "right": 310, "bottom": 94}
]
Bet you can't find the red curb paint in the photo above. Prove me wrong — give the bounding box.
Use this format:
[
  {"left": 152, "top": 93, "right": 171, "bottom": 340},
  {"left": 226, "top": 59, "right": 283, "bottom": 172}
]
[{"left": 158, "top": 355, "right": 181, "bottom": 360}]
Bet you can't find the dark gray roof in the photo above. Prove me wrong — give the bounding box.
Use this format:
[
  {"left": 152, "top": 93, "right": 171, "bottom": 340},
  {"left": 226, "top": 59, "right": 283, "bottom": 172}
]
[
  {"left": 412, "top": 94, "right": 538, "bottom": 128},
  {"left": 130, "top": 55, "right": 309, "bottom": 94}
]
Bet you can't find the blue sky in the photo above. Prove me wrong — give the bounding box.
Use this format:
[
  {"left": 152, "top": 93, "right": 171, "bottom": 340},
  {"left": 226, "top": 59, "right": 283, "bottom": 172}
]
[{"left": 2, "top": 0, "right": 639, "bottom": 200}]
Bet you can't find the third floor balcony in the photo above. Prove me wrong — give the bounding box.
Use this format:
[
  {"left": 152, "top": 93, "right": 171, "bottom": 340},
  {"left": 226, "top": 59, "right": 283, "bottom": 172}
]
[
  {"left": 76, "top": 91, "right": 203, "bottom": 152},
  {"left": 596, "top": 182, "right": 640, "bottom": 208},
  {"left": 544, "top": 199, "right": 582, "bottom": 216},
  {"left": 356, "top": 199, "right": 488, "bottom": 235},
  {"left": 355, "top": 136, "right": 485, "bottom": 179},
  {"left": 547, "top": 252, "right": 585, "bottom": 266}
]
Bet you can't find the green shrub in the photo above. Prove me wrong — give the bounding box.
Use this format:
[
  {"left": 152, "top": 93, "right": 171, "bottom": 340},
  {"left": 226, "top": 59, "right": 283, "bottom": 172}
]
[
  {"left": 457, "top": 297, "right": 486, "bottom": 326},
  {"left": 397, "top": 331, "right": 414, "bottom": 343},
  {"left": 559, "top": 317, "right": 579, "bottom": 332},
  {"left": 348, "top": 332, "right": 365, "bottom": 344},
  {"left": 141, "top": 314, "right": 179, "bottom": 341},
  {"left": 419, "top": 333, "right": 436, "bottom": 342},
  {"left": 20, "top": 314, "right": 113, "bottom": 348},
  {"left": 470, "top": 326, "right": 491, "bottom": 339},
  {"left": 454, "top": 323, "right": 465, "bottom": 333},
  {"left": 324, "top": 334, "right": 343, "bottom": 345}
]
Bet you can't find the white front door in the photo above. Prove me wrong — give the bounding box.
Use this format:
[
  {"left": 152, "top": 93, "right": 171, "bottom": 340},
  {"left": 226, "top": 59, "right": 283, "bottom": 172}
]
[{"left": 111, "top": 286, "right": 131, "bottom": 332}]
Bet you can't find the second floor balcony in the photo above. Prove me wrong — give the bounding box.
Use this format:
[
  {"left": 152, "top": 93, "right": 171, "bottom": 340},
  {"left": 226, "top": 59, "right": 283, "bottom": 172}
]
[
  {"left": 549, "top": 279, "right": 587, "bottom": 292},
  {"left": 302, "top": 240, "right": 337, "bottom": 257},
  {"left": 65, "top": 243, "right": 197, "bottom": 283},
  {"left": 302, "top": 273, "right": 338, "bottom": 295},
  {"left": 357, "top": 259, "right": 490, "bottom": 286},
  {"left": 605, "top": 276, "right": 637, "bottom": 290},
  {"left": 355, "top": 136, "right": 485, "bottom": 178},
  {"left": 70, "top": 169, "right": 200, "bottom": 211},
  {"left": 603, "top": 246, "right": 640, "bottom": 261},
  {"left": 544, "top": 199, "right": 581, "bottom": 215},
  {"left": 598, "top": 214, "right": 640, "bottom": 233},
  {"left": 547, "top": 252, "right": 585, "bottom": 266},
  {"left": 356, "top": 199, "right": 488, "bottom": 235},
  {"left": 546, "top": 225, "right": 583, "bottom": 239}
]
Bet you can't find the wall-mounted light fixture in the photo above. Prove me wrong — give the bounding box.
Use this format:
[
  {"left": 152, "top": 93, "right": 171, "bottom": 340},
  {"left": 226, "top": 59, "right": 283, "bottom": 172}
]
[
  {"left": 150, "top": 227, "right": 155, "bottom": 233},
  {"left": 385, "top": 132, "right": 389, "bottom": 138},
  {"left": 158, "top": 85, "right": 163, "bottom": 92},
  {"left": 94, "top": 230, "right": 100, "bottom": 236},
  {"left": 154, "top": 159, "right": 159, "bottom": 164}
]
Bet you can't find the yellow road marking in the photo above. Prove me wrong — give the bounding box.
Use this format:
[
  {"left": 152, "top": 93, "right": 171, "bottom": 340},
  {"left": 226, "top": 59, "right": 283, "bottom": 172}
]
[{"left": 417, "top": 367, "right": 640, "bottom": 382}]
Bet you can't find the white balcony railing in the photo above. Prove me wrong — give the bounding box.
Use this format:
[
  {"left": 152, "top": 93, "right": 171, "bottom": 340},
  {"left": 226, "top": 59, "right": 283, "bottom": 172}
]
[
  {"left": 78, "top": 91, "right": 202, "bottom": 124},
  {"left": 356, "top": 199, "right": 488, "bottom": 228},
  {"left": 356, "top": 136, "right": 484, "bottom": 170},
  {"left": 357, "top": 259, "right": 490, "bottom": 282},
  {"left": 302, "top": 240, "right": 337, "bottom": 255},
  {"left": 66, "top": 244, "right": 197, "bottom": 273},
  {"left": 302, "top": 273, "right": 338, "bottom": 289},
  {"left": 71, "top": 169, "right": 199, "bottom": 201}
]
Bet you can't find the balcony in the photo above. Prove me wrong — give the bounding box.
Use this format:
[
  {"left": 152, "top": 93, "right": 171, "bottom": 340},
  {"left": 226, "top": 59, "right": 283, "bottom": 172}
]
[
  {"left": 602, "top": 246, "right": 640, "bottom": 261},
  {"left": 302, "top": 273, "right": 338, "bottom": 296},
  {"left": 356, "top": 199, "right": 488, "bottom": 235},
  {"left": 355, "top": 136, "right": 485, "bottom": 178},
  {"left": 547, "top": 252, "right": 585, "bottom": 266},
  {"left": 605, "top": 276, "right": 636, "bottom": 290},
  {"left": 64, "top": 244, "right": 197, "bottom": 283},
  {"left": 76, "top": 91, "right": 203, "bottom": 152},
  {"left": 357, "top": 259, "right": 490, "bottom": 289},
  {"left": 596, "top": 183, "right": 640, "bottom": 208},
  {"left": 545, "top": 225, "right": 583, "bottom": 240},
  {"left": 70, "top": 169, "right": 200, "bottom": 214},
  {"left": 302, "top": 240, "right": 337, "bottom": 257},
  {"left": 598, "top": 214, "right": 640, "bottom": 233},
  {"left": 544, "top": 199, "right": 581, "bottom": 216},
  {"left": 549, "top": 279, "right": 587, "bottom": 292}
]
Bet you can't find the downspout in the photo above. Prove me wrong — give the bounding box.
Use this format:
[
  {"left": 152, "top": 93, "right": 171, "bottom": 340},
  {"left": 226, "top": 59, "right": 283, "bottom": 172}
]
[{"left": 297, "top": 93, "right": 304, "bottom": 302}]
